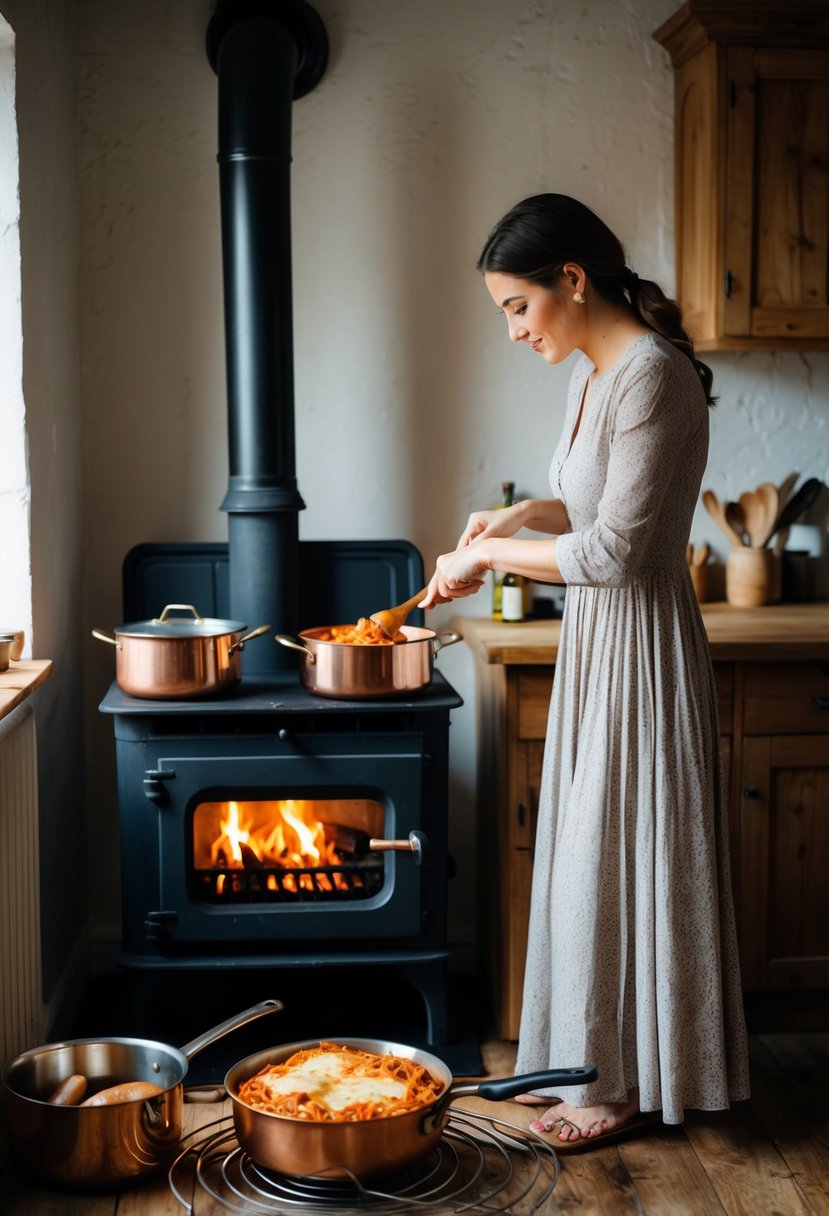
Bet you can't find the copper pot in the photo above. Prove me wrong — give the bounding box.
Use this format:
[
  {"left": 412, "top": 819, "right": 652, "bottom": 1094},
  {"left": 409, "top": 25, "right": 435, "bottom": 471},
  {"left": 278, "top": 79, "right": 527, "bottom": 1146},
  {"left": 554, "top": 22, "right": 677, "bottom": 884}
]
[
  {"left": 2, "top": 999, "right": 282, "bottom": 1188},
  {"left": 92, "top": 603, "right": 270, "bottom": 698},
  {"left": 274, "top": 625, "right": 461, "bottom": 698},
  {"left": 225, "top": 1037, "right": 597, "bottom": 1178}
]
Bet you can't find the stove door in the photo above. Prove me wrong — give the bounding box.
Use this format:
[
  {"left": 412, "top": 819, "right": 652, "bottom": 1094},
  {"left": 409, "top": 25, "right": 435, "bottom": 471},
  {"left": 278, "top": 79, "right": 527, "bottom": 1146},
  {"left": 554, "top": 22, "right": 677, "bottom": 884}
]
[{"left": 151, "top": 736, "right": 426, "bottom": 943}]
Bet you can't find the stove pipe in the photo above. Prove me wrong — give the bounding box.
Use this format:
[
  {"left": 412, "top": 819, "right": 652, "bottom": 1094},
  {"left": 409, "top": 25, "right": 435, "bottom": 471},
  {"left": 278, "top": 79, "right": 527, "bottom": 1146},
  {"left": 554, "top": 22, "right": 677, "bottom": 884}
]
[{"left": 206, "top": 0, "right": 328, "bottom": 673}]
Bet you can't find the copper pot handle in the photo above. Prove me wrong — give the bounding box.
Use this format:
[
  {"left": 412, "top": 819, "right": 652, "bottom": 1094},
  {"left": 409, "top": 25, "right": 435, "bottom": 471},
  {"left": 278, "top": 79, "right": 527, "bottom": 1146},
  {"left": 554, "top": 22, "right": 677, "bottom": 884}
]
[
  {"left": 154, "top": 604, "right": 205, "bottom": 623},
  {"left": 431, "top": 630, "right": 462, "bottom": 655},
  {"left": 274, "top": 634, "right": 317, "bottom": 663},
  {"left": 228, "top": 624, "right": 272, "bottom": 654},
  {"left": 91, "top": 628, "right": 118, "bottom": 646}
]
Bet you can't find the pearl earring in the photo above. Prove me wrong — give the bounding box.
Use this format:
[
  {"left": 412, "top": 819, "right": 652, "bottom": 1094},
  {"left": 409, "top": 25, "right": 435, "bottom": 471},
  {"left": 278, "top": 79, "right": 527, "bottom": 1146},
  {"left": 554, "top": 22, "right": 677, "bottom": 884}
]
[{"left": 573, "top": 291, "right": 585, "bottom": 304}]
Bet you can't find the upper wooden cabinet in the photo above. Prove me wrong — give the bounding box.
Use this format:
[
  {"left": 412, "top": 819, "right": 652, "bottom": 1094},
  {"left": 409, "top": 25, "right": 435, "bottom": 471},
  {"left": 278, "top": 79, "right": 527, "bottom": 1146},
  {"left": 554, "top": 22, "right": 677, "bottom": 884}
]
[{"left": 653, "top": 3, "right": 829, "bottom": 351}]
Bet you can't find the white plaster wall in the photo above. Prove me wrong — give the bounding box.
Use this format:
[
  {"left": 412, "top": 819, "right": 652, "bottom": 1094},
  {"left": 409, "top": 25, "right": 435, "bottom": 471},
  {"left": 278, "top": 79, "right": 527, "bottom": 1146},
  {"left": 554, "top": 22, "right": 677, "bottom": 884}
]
[
  {"left": 78, "top": 0, "right": 829, "bottom": 952},
  {"left": 0, "top": 0, "right": 86, "bottom": 1002}
]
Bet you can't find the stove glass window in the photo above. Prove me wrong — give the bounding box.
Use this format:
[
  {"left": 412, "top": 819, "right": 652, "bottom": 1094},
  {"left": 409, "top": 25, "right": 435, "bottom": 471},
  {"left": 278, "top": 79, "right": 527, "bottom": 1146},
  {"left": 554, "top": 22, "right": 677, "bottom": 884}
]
[{"left": 192, "top": 798, "right": 386, "bottom": 904}]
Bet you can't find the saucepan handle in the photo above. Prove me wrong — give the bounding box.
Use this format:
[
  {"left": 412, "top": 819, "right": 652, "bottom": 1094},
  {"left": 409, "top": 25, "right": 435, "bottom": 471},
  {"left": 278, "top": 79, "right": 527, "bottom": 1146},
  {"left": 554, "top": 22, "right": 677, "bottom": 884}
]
[
  {"left": 229, "top": 624, "right": 272, "bottom": 655},
  {"left": 431, "top": 630, "right": 462, "bottom": 655},
  {"left": 179, "top": 999, "right": 284, "bottom": 1060},
  {"left": 448, "top": 1066, "right": 598, "bottom": 1101},
  {"left": 274, "top": 634, "right": 317, "bottom": 663},
  {"left": 91, "top": 628, "right": 118, "bottom": 646}
]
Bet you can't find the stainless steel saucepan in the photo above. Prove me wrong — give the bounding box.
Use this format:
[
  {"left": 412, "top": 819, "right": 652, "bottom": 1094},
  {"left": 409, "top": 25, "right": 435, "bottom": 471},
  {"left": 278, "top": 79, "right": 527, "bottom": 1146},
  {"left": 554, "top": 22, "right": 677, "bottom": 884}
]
[{"left": 2, "top": 998, "right": 283, "bottom": 1187}]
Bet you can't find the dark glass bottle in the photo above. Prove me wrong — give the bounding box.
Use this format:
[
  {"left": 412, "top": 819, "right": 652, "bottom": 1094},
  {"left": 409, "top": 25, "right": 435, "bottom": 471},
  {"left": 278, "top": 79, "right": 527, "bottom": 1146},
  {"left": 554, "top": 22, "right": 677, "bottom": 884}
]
[{"left": 491, "top": 481, "right": 515, "bottom": 621}]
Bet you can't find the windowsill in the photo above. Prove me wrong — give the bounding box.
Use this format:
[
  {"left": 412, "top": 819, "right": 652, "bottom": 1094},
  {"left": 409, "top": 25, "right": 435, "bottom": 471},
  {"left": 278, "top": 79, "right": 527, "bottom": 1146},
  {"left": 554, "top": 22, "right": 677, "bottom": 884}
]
[{"left": 0, "top": 659, "right": 52, "bottom": 722}]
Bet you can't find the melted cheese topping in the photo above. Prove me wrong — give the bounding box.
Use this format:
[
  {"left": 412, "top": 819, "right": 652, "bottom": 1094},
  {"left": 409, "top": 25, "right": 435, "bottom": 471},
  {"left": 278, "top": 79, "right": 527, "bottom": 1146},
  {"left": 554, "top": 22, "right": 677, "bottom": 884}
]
[
  {"left": 260, "top": 1051, "right": 407, "bottom": 1110},
  {"left": 236, "top": 1042, "right": 445, "bottom": 1121}
]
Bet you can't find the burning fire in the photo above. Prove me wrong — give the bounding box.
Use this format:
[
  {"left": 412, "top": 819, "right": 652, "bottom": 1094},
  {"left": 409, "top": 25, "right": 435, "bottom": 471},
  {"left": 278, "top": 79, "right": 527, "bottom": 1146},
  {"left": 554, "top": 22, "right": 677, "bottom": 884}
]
[{"left": 206, "top": 799, "right": 352, "bottom": 895}]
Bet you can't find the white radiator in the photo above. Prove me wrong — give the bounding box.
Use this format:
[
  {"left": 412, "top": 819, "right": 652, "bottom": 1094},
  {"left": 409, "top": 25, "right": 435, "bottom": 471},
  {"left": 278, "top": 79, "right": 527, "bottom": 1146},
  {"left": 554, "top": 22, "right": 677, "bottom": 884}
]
[{"left": 0, "top": 703, "right": 45, "bottom": 1062}]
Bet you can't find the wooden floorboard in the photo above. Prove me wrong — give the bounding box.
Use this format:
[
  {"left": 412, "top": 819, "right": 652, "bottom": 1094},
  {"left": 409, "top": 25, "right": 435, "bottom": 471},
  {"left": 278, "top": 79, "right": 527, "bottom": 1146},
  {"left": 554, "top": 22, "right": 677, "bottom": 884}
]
[{"left": 2, "top": 1032, "right": 828, "bottom": 1214}]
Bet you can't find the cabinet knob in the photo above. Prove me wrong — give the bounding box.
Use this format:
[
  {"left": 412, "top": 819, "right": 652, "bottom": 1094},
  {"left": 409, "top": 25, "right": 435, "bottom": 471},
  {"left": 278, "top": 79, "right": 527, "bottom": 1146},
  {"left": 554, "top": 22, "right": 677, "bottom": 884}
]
[{"left": 743, "top": 787, "right": 759, "bottom": 799}]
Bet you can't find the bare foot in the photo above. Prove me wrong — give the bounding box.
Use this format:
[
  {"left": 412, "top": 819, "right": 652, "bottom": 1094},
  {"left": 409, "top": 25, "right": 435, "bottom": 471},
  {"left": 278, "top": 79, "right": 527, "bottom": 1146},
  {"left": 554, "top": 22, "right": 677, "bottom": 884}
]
[{"left": 530, "top": 1093, "right": 640, "bottom": 1142}]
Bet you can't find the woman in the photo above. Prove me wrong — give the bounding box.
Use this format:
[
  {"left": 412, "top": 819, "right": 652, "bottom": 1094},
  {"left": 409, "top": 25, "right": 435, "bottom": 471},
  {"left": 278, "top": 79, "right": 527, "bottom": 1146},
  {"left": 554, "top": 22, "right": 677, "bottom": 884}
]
[{"left": 421, "top": 194, "right": 750, "bottom": 1149}]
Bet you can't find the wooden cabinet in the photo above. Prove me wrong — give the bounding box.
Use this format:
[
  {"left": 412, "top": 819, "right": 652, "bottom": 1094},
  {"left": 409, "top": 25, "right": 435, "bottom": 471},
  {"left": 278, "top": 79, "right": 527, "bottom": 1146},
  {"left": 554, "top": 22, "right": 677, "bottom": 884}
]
[
  {"left": 653, "top": 3, "right": 829, "bottom": 351},
  {"left": 736, "top": 663, "right": 829, "bottom": 991},
  {"left": 460, "top": 610, "right": 829, "bottom": 1040}
]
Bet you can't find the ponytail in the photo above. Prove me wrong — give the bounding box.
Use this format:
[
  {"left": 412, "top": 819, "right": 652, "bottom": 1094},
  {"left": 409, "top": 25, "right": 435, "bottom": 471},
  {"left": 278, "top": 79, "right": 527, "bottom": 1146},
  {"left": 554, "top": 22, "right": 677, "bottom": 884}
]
[{"left": 623, "top": 270, "right": 716, "bottom": 406}]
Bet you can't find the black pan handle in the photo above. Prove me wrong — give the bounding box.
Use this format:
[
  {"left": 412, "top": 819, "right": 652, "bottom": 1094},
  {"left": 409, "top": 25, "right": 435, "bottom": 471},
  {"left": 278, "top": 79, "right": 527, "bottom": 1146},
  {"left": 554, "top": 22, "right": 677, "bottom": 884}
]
[{"left": 450, "top": 1066, "right": 597, "bottom": 1101}]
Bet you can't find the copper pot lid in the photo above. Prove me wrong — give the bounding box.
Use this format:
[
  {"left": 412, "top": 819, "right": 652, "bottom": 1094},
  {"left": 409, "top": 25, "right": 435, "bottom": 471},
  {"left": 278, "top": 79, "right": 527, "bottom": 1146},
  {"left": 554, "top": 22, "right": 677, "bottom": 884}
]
[{"left": 114, "top": 604, "right": 247, "bottom": 639}]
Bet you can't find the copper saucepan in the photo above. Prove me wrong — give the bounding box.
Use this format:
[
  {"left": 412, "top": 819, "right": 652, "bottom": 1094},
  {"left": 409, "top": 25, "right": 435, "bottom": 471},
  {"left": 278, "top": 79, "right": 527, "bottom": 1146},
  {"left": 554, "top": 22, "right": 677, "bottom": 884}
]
[
  {"left": 92, "top": 603, "right": 271, "bottom": 699},
  {"left": 274, "top": 625, "right": 461, "bottom": 698},
  {"left": 225, "top": 1036, "right": 597, "bottom": 1178},
  {"left": 2, "top": 999, "right": 282, "bottom": 1188}
]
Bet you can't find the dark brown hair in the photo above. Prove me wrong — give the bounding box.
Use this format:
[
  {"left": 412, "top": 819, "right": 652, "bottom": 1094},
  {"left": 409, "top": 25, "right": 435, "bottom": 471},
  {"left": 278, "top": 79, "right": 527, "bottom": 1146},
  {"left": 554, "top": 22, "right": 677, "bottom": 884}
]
[{"left": 477, "top": 193, "right": 716, "bottom": 406}]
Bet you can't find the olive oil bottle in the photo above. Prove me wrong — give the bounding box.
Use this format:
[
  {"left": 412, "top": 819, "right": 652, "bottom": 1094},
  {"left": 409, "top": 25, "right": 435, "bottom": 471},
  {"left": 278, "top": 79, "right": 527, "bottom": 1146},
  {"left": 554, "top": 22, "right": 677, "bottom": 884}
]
[
  {"left": 501, "top": 570, "right": 526, "bottom": 622},
  {"left": 491, "top": 481, "right": 515, "bottom": 620}
]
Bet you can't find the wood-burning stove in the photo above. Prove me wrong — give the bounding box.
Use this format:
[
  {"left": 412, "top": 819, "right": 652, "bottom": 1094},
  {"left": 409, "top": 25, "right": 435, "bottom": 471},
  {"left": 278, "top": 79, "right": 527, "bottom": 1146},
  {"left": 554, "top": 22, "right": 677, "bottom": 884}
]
[{"left": 100, "top": 541, "right": 462, "bottom": 1045}]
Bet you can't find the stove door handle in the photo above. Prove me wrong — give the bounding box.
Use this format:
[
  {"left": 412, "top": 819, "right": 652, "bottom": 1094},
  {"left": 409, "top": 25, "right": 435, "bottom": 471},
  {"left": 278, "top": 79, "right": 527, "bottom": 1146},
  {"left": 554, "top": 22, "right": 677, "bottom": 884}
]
[{"left": 369, "top": 830, "right": 430, "bottom": 866}]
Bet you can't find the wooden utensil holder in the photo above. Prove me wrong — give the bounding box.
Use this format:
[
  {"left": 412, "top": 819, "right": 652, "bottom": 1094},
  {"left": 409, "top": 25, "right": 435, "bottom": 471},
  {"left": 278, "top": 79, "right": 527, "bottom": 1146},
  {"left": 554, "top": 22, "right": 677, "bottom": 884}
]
[{"left": 726, "top": 547, "right": 779, "bottom": 607}]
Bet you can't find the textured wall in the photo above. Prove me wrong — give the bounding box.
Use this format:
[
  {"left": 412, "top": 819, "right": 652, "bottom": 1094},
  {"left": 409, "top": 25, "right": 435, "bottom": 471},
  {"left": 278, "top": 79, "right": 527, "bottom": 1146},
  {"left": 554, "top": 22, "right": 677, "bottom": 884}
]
[
  {"left": 0, "top": 0, "right": 86, "bottom": 1004},
  {"left": 77, "top": 0, "right": 829, "bottom": 951}
]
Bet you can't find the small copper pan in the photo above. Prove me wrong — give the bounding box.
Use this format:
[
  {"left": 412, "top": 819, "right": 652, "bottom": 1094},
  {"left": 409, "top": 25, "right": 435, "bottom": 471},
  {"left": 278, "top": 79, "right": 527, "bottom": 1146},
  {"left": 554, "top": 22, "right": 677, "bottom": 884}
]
[{"left": 225, "top": 1036, "right": 597, "bottom": 1178}]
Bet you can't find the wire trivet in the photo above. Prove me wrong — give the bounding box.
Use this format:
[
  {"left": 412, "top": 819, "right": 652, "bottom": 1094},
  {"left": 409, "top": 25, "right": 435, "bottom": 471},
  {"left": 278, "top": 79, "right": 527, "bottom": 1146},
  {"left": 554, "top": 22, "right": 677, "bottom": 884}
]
[{"left": 168, "top": 1109, "right": 560, "bottom": 1215}]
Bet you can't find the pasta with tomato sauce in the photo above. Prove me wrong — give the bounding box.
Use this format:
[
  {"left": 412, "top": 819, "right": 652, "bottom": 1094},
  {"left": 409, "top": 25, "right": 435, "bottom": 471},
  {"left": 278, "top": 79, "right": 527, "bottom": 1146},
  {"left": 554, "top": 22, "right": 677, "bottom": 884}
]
[
  {"left": 317, "top": 619, "right": 405, "bottom": 645},
  {"left": 235, "top": 1042, "right": 444, "bottom": 1121}
]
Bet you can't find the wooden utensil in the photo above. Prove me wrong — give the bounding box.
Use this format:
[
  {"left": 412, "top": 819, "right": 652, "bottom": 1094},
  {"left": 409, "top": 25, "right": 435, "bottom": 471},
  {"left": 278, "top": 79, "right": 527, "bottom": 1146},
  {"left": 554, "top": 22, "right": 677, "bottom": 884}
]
[
  {"left": 702, "top": 489, "right": 746, "bottom": 548},
  {"left": 776, "top": 471, "right": 799, "bottom": 514},
  {"left": 370, "top": 586, "right": 429, "bottom": 639},
  {"left": 754, "top": 482, "right": 780, "bottom": 548},
  {"left": 738, "top": 488, "right": 772, "bottom": 548},
  {"left": 725, "top": 501, "right": 749, "bottom": 546},
  {"left": 692, "top": 542, "right": 710, "bottom": 566}
]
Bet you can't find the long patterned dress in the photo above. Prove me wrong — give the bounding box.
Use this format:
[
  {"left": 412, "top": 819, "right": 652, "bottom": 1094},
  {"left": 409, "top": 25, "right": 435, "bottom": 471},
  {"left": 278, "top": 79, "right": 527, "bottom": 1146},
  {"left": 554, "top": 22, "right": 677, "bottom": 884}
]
[{"left": 514, "top": 332, "right": 750, "bottom": 1124}]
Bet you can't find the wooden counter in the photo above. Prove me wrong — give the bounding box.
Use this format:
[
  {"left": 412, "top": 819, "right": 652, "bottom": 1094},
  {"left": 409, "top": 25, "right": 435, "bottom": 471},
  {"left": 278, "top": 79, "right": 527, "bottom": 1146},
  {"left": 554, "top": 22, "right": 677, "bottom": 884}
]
[
  {"left": 0, "top": 660, "right": 52, "bottom": 724},
  {"left": 457, "top": 603, "right": 829, "bottom": 1039},
  {"left": 457, "top": 601, "right": 829, "bottom": 666}
]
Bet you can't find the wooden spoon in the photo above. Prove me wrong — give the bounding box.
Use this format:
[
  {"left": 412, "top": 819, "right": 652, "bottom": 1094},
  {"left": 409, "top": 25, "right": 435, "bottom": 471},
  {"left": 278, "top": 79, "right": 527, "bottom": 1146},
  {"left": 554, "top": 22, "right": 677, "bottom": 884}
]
[
  {"left": 738, "top": 489, "right": 770, "bottom": 548},
  {"left": 754, "top": 482, "right": 779, "bottom": 548},
  {"left": 725, "top": 500, "right": 749, "bottom": 546},
  {"left": 776, "top": 471, "right": 799, "bottom": 514},
  {"left": 370, "top": 586, "right": 429, "bottom": 639},
  {"left": 702, "top": 489, "right": 745, "bottom": 548},
  {"left": 692, "top": 542, "right": 710, "bottom": 566}
]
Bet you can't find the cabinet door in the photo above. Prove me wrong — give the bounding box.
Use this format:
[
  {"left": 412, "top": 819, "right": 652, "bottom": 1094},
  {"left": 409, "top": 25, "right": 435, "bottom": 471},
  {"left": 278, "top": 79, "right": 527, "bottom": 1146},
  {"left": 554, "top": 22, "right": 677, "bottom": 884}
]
[
  {"left": 726, "top": 48, "right": 829, "bottom": 342},
  {"left": 739, "top": 735, "right": 829, "bottom": 990}
]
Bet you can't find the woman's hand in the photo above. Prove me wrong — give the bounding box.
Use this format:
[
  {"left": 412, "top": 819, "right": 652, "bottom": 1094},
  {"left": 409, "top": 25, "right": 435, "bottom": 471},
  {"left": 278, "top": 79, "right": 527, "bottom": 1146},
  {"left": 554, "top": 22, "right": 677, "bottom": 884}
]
[
  {"left": 457, "top": 502, "right": 526, "bottom": 548},
  {"left": 419, "top": 541, "right": 490, "bottom": 608}
]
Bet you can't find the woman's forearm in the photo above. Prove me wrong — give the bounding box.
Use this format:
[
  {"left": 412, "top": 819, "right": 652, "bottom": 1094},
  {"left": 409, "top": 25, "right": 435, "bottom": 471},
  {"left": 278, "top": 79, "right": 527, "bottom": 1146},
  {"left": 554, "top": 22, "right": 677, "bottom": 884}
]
[
  {"left": 484, "top": 537, "right": 564, "bottom": 584},
  {"left": 514, "top": 498, "right": 570, "bottom": 535}
]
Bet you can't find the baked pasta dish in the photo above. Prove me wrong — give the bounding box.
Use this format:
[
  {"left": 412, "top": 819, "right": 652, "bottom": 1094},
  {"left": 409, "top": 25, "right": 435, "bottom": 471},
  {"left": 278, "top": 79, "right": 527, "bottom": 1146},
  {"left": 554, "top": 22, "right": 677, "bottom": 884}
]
[
  {"left": 317, "top": 619, "right": 404, "bottom": 645},
  {"left": 235, "top": 1042, "right": 445, "bottom": 1121}
]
